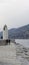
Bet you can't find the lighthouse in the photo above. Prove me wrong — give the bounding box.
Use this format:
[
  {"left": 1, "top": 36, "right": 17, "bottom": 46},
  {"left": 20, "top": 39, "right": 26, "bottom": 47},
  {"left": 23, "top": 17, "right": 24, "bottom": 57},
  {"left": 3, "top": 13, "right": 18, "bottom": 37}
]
[{"left": 3, "top": 25, "right": 8, "bottom": 40}]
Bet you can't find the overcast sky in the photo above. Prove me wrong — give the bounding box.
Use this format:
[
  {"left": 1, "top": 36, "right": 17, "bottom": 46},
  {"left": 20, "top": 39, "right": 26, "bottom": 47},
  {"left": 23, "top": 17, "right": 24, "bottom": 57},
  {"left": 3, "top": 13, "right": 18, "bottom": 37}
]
[{"left": 0, "top": 0, "right": 29, "bottom": 31}]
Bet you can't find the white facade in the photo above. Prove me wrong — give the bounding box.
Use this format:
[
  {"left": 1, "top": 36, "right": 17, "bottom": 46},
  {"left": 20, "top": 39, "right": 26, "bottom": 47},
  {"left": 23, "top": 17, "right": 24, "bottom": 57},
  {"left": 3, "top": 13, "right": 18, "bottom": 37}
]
[{"left": 3, "top": 25, "right": 8, "bottom": 40}]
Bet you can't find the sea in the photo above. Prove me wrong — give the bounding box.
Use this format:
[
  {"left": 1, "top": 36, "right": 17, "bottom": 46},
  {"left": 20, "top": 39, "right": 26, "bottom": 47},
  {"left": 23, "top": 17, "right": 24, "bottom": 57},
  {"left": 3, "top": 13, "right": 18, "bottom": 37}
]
[
  {"left": 15, "top": 39, "right": 29, "bottom": 65},
  {"left": 15, "top": 39, "right": 29, "bottom": 48}
]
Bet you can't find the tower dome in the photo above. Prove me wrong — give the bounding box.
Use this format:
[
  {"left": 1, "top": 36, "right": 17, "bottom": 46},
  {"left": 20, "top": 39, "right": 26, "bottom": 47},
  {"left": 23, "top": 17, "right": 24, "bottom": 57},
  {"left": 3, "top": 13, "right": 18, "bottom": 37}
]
[
  {"left": 3, "top": 25, "right": 7, "bottom": 30},
  {"left": 3, "top": 25, "right": 8, "bottom": 40}
]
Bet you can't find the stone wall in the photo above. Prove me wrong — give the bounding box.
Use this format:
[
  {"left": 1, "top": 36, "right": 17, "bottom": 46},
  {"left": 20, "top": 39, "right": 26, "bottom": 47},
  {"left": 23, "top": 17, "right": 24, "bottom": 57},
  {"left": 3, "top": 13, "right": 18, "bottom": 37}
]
[{"left": 0, "top": 40, "right": 10, "bottom": 46}]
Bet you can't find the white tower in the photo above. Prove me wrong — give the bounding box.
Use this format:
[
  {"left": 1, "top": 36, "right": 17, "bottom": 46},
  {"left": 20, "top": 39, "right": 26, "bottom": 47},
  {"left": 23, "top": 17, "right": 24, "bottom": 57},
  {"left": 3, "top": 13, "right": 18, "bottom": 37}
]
[{"left": 3, "top": 25, "right": 8, "bottom": 40}]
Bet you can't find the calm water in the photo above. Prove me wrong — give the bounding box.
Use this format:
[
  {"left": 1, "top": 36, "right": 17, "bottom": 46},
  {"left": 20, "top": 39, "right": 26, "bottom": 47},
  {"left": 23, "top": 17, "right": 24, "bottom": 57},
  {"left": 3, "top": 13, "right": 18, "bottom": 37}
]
[
  {"left": 15, "top": 39, "right": 29, "bottom": 65},
  {"left": 15, "top": 39, "right": 29, "bottom": 48}
]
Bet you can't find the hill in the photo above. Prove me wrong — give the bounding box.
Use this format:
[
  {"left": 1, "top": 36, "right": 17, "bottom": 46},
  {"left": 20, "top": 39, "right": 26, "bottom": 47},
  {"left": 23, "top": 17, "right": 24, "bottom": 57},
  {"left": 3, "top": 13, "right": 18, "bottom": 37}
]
[{"left": 8, "top": 24, "right": 29, "bottom": 39}]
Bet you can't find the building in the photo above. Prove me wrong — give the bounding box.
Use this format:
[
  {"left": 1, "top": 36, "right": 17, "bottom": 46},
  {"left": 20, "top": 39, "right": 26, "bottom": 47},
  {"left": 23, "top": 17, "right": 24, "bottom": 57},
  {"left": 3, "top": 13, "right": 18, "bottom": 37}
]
[
  {"left": 0, "top": 25, "right": 10, "bottom": 45},
  {"left": 3, "top": 25, "right": 8, "bottom": 40}
]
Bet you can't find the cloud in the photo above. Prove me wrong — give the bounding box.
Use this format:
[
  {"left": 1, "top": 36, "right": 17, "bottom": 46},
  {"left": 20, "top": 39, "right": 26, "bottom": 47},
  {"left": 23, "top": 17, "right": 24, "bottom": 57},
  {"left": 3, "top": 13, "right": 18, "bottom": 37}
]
[
  {"left": 0, "top": 0, "right": 29, "bottom": 31},
  {"left": 0, "top": 0, "right": 16, "bottom": 3}
]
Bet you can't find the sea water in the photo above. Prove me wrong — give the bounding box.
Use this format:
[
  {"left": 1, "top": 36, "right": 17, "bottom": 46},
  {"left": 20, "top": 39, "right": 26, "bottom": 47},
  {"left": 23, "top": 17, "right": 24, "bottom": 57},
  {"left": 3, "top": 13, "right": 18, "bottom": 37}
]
[
  {"left": 15, "top": 39, "right": 29, "bottom": 48},
  {"left": 15, "top": 39, "right": 29, "bottom": 65}
]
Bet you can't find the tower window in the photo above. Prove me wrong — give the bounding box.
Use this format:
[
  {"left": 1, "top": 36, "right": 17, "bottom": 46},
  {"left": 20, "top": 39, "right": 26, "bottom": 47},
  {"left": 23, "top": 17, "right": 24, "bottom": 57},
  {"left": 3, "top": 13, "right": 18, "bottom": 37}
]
[{"left": 3, "top": 27, "right": 5, "bottom": 30}]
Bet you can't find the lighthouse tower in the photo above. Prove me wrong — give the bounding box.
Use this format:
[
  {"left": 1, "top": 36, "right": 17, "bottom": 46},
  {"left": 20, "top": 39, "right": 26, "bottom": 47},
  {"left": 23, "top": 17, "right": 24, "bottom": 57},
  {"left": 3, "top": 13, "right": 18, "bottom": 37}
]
[{"left": 3, "top": 25, "right": 8, "bottom": 40}]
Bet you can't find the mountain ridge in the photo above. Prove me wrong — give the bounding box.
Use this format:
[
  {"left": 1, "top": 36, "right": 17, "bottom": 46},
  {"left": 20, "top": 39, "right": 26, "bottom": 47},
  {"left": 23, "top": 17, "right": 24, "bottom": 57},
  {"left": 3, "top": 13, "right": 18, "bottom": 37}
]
[{"left": 8, "top": 24, "right": 29, "bottom": 39}]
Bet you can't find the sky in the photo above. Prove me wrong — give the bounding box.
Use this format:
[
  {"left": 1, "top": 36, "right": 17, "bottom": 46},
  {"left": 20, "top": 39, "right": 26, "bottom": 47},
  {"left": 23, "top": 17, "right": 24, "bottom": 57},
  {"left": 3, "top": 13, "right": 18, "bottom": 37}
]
[{"left": 0, "top": 0, "right": 29, "bottom": 31}]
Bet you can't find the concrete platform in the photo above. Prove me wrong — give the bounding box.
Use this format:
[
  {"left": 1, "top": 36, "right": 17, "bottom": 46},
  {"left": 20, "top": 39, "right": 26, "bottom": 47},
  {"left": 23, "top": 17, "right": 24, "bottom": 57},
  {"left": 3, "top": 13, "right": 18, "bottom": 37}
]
[{"left": 0, "top": 42, "right": 16, "bottom": 64}]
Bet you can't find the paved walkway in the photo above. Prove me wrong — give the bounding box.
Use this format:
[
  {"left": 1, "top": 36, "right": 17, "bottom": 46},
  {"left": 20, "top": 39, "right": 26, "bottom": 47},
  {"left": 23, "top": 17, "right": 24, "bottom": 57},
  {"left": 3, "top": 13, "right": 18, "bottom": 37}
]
[{"left": 0, "top": 42, "right": 16, "bottom": 64}]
